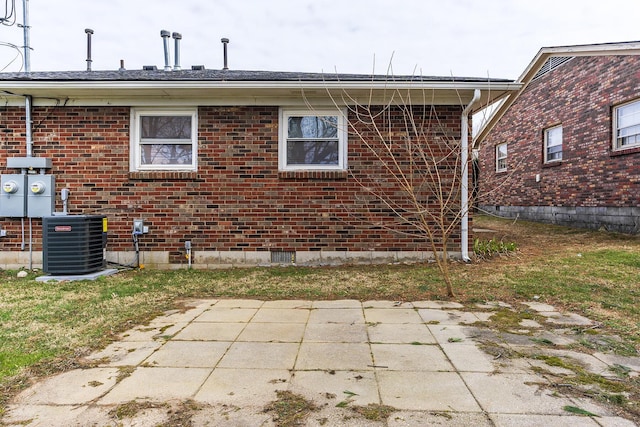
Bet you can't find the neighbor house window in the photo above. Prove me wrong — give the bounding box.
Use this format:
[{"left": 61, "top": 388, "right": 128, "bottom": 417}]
[
  {"left": 279, "top": 108, "right": 347, "bottom": 170},
  {"left": 130, "top": 108, "right": 197, "bottom": 171},
  {"left": 613, "top": 99, "right": 640, "bottom": 150},
  {"left": 544, "top": 125, "right": 563, "bottom": 163},
  {"left": 495, "top": 143, "right": 507, "bottom": 172}
]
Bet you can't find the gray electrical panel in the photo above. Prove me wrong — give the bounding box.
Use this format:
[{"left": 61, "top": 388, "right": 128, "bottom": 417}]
[
  {"left": 0, "top": 174, "right": 27, "bottom": 217},
  {"left": 27, "top": 175, "right": 55, "bottom": 217}
]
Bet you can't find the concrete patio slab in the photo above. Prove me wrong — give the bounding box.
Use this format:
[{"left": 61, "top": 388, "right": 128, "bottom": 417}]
[
  {"left": 217, "top": 342, "right": 299, "bottom": 369},
  {"left": 412, "top": 300, "right": 465, "bottom": 309},
  {"left": 489, "top": 413, "right": 600, "bottom": 426},
  {"left": 251, "top": 307, "right": 311, "bottom": 323},
  {"left": 377, "top": 371, "right": 481, "bottom": 412},
  {"left": 119, "top": 322, "right": 187, "bottom": 342},
  {"left": 84, "top": 340, "right": 162, "bottom": 366},
  {"left": 308, "top": 307, "right": 365, "bottom": 324},
  {"left": 2, "top": 404, "right": 95, "bottom": 427},
  {"left": 14, "top": 368, "right": 120, "bottom": 405},
  {"left": 364, "top": 308, "right": 424, "bottom": 324},
  {"left": 439, "top": 342, "right": 496, "bottom": 372},
  {"left": 370, "top": 343, "right": 453, "bottom": 371},
  {"left": 143, "top": 340, "right": 231, "bottom": 367},
  {"left": 461, "top": 372, "right": 573, "bottom": 414},
  {"left": 366, "top": 323, "right": 436, "bottom": 344},
  {"left": 194, "top": 368, "right": 291, "bottom": 405},
  {"left": 427, "top": 324, "right": 479, "bottom": 344},
  {"left": 172, "top": 321, "right": 245, "bottom": 341},
  {"left": 99, "top": 367, "right": 212, "bottom": 404},
  {"left": 236, "top": 321, "right": 306, "bottom": 342},
  {"left": 212, "top": 299, "right": 264, "bottom": 308},
  {"left": 4, "top": 299, "right": 638, "bottom": 427},
  {"left": 388, "top": 411, "right": 493, "bottom": 427},
  {"left": 295, "top": 342, "right": 373, "bottom": 370},
  {"left": 311, "top": 299, "right": 361, "bottom": 309},
  {"left": 289, "top": 370, "right": 380, "bottom": 406},
  {"left": 303, "top": 322, "right": 368, "bottom": 342},
  {"left": 418, "top": 308, "right": 480, "bottom": 325},
  {"left": 261, "top": 299, "right": 312, "bottom": 309},
  {"left": 196, "top": 307, "right": 258, "bottom": 322}
]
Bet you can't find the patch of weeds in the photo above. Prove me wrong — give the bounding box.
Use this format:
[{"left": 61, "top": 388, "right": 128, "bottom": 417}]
[
  {"left": 477, "top": 341, "right": 521, "bottom": 359},
  {"left": 530, "top": 337, "right": 555, "bottom": 346},
  {"left": 410, "top": 341, "right": 425, "bottom": 345},
  {"left": 336, "top": 390, "right": 358, "bottom": 408},
  {"left": 264, "top": 390, "right": 318, "bottom": 427},
  {"left": 574, "top": 336, "right": 639, "bottom": 357},
  {"left": 534, "top": 354, "right": 633, "bottom": 397},
  {"left": 473, "top": 238, "right": 517, "bottom": 259},
  {"left": 609, "top": 364, "right": 632, "bottom": 378},
  {"left": 116, "top": 366, "right": 135, "bottom": 383},
  {"left": 109, "top": 400, "right": 166, "bottom": 420},
  {"left": 447, "top": 337, "right": 463, "bottom": 343},
  {"left": 485, "top": 308, "right": 541, "bottom": 331},
  {"left": 158, "top": 400, "right": 203, "bottom": 427},
  {"left": 87, "top": 380, "right": 103, "bottom": 387},
  {"left": 350, "top": 403, "right": 397, "bottom": 421},
  {"left": 563, "top": 405, "right": 599, "bottom": 417}
]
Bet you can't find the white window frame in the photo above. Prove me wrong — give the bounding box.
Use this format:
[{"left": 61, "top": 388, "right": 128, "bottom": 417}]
[
  {"left": 544, "top": 125, "right": 563, "bottom": 163},
  {"left": 278, "top": 108, "right": 348, "bottom": 171},
  {"left": 613, "top": 98, "right": 640, "bottom": 151},
  {"left": 130, "top": 107, "right": 198, "bottom": 171},
  {"left": 495, "top": 143, "right": 507, "bottom": 172}
]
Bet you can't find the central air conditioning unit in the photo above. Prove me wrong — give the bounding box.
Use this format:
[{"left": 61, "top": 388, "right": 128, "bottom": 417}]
[{"left": 43, "top": 215, "right": 107, "bottom": 275}]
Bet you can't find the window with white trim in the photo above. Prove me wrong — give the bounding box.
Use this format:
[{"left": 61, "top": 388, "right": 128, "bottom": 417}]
[
  {"left": 279, "top": 108, "right": 347, "bottom": 170},
  {"left": 495, "top": 143, "right": 507, "bottom": 172},
  {"left": 544, "top": 125, "right": 563, "bottom": 163},
  {"left": 613, "top": 99, "right": 640, "bottom": 150},
  {"left": 130, "top": 108, "right": 197, "bottom": 171}
]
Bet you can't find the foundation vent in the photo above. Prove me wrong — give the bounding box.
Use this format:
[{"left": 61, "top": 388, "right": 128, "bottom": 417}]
[{"left": 271, "top": 251, "right": 296, "bottom": 264}]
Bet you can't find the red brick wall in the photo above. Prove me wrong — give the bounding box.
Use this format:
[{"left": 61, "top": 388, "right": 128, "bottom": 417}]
[
  {"left": 478, "top": 55, "right": 640, "bottom": 209},
  {"left": 0, "top": 104, "right": 465, "bottom": 262}
]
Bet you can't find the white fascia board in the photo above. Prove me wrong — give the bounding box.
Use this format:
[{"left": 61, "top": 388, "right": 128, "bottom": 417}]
[{"left": 1, "top": 80, "right": 520, "bottom": 108}]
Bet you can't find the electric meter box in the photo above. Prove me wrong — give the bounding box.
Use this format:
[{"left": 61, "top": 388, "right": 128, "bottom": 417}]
[
  {"left": 0, "top": 174, "right": 27, "bottom": 217},
  {"left": 27, "top": 175, "right": 55, "bottom": 218}
]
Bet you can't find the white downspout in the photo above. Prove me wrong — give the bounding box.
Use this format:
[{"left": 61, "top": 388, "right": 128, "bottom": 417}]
[{"left": 460, "top": 89, "right": 481, "bottom": 262}]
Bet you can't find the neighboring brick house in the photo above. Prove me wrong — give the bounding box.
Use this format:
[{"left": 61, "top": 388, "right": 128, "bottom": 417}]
[
  {"left": 0, "top": 67, "right": 516, "bottom": 270},
  {"left": 476, "top": 41, "right": 640, "bottom": 234}
]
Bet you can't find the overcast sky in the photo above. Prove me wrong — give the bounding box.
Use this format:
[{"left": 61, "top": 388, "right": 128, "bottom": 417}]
[{"left": 1, "top": 0, "right": 640, "bottom": 79}]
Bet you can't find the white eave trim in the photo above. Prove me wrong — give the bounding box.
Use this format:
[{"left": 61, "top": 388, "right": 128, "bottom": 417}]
[{"left": 0, "top": 79, "right": 519, "bottom": 92}]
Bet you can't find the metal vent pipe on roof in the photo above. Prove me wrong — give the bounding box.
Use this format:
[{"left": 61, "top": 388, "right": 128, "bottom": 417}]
[
  {"left": 85, "top": 29, "right": 94, "bottom": 71},
  {"left": 172, "top": 32, "right": 182, "bottom": 71},
  {"left": 221, "top": 38, "right": 229, "bottom": 70},
  {"left": 161, "top": 30, "right": 171, "bottom": 71}
]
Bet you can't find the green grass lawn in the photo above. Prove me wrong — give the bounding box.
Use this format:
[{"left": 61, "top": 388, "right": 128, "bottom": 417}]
[{"left": 1, "top": 215, "right": 639, "bottom": 409}]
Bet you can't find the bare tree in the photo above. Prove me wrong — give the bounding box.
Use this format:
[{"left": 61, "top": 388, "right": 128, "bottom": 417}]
[{"left": 305, "top": 84, "right": 484, "bottom": 297}]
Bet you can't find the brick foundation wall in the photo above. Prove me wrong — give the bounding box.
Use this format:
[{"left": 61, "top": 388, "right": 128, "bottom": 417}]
[
  {"left": 478, "top": 55, "right": 640, "bottom": 234},
  {"left": 0, "top": 104, "right": 468, "bottom": 267}
]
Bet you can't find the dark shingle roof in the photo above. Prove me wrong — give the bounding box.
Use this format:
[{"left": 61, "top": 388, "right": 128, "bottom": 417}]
[{"left": 0, "top": 68, "right": 512, "bottom": 83}]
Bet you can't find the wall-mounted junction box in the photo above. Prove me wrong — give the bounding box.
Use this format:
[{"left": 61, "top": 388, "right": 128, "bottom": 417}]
[{"left": 133, "top": 219, "right": 148, "bottom": 235}]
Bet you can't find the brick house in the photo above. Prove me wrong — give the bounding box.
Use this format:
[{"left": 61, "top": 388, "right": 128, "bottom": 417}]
[
  {"left": 476, "top": 41, "right": 640, "bottom": 234},
  {"left": 0, "top": 67, "right": 516, "bottom": 270}
]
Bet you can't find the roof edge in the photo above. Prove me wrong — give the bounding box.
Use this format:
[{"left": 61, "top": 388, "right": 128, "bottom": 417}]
[{"left": 474, "top": 40, "right": 640, "bottom": 146}]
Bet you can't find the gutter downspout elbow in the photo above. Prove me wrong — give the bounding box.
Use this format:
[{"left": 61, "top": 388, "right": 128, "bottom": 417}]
[{"left": 460, "top": 89, "right": 481, "bottom": 262}]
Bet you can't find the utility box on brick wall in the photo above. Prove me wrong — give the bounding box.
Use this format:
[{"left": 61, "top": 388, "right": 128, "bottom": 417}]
[
  {"left": 0, "top": 174, "right": 27, "bottom": 217},
  {"left": 27, "top": 175, "right": 55, "bottom": 218}
]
